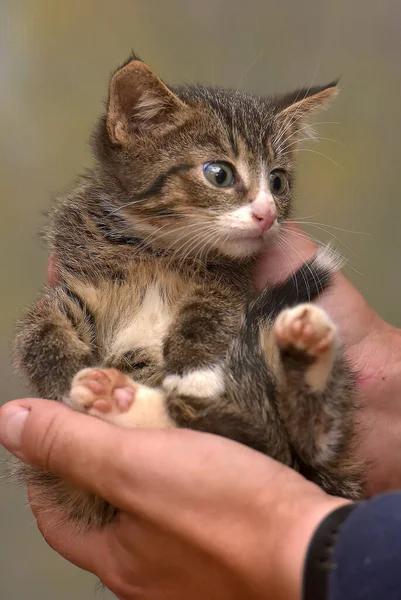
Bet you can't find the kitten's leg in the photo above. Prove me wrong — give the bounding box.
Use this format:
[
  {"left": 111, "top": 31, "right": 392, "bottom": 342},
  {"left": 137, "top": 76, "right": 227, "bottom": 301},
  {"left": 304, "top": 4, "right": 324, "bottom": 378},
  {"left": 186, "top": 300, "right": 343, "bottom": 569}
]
[
  {"left": 274, "top": 303, "right": 337, "bottom": 397},
  {"left": 14, "top": 287, "right": 96, "bottom": 399},
  {"left": 160, "top": 286, "right": 243, "bottom": 423},
  {"left": 271, "top": 304, "right": 363, "bottom": 497},
  {"left": 12, "top": 287, "right": 111, "bottom": 528},
  {"left": 67, "top": 366, "right": 278, "bottom": 457}
]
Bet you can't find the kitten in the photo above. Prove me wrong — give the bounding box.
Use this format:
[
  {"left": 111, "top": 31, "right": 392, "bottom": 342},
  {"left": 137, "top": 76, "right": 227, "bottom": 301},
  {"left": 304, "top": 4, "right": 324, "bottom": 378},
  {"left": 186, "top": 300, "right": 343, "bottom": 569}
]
[{"left": 13, "top": 54, "right": 365, "bottom": 528}]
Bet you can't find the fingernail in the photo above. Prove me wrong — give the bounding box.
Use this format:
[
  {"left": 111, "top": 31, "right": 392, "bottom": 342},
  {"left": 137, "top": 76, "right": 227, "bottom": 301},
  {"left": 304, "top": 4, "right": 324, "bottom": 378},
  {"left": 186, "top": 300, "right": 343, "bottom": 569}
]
[{"left": 0, "top": 406, "right": 30, "bottom": 451}]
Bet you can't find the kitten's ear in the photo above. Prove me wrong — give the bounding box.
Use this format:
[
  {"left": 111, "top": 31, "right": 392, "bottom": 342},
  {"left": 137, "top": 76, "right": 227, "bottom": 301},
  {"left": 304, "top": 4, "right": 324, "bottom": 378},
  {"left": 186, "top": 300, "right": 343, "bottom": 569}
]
[
  {"left": 107, "top": 58, "right": 186, "bottom": 146},
  {"left": 275, "top": 81, "right": 339, "bottom": 138}
]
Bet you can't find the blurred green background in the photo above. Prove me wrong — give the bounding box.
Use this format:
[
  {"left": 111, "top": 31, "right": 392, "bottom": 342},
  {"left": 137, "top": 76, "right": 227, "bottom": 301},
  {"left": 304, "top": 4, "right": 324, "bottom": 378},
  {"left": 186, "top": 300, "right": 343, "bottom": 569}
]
[{"left": 1, "top": 0, "right": 401, "bottom": 598}]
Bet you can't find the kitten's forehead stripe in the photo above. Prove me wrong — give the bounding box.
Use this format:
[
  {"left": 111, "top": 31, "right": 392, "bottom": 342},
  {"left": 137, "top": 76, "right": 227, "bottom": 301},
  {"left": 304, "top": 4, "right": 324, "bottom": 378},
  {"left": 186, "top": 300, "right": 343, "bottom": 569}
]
[{"left": 171, "top": 84, "right": 275, "bottom": 162}]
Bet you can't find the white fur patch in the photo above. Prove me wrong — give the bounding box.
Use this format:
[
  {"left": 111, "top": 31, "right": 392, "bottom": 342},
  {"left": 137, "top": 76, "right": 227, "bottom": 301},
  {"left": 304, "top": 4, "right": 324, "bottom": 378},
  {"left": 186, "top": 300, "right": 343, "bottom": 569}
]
[
  {"left": 117, "top": 385, "right": 174, "bottom": 429},
  {"left": 313, "top": 244, "right": 345, "bottom": 274},
  {"left": 163, "top": 364, "right": 225, "bottom": 398},
  {"left": 110, "top": 284, "right": 173, "bottom": 357}
]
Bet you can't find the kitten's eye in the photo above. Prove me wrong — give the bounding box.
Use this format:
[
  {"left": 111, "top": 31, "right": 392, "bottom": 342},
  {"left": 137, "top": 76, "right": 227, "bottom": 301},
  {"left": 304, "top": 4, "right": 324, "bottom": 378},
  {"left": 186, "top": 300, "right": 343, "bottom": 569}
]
[
  {"left": 269, "top": 170, "right": 288, "bottom": 195},
  {"left": 203, "top": 162, "right": 235, "bottom": 188}
]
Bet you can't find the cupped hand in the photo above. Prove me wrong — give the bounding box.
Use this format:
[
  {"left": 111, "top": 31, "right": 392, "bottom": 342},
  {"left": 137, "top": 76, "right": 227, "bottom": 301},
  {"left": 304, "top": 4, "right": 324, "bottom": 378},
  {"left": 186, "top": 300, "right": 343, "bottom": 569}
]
[{"left": 0, "top": 400, "right": 347, "bottom": 600}]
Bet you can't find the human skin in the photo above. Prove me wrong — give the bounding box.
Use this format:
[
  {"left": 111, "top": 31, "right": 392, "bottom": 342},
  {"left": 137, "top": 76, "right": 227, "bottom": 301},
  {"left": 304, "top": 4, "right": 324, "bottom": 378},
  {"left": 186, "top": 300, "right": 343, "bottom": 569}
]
[{"left": 0, "top": 224, "right": 400, "bottom": 599}]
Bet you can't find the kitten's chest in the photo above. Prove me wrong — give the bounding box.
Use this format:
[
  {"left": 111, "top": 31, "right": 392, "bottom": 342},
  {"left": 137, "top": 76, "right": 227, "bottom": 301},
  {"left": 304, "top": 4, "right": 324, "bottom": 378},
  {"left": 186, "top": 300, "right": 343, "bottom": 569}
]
[
  {"left": 108, "top": 282, "right": 174, "bottom": 361},
  {"left": 73, "top": 268, "right": 196, "bottom": 365}
]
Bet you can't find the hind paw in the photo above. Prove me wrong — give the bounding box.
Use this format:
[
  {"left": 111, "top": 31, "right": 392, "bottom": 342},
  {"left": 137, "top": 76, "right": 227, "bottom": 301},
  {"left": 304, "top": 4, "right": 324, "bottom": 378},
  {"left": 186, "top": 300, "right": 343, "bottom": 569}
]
[
  {"left": 69, "top": 368, "right": 137, "bottom": 417},
  {"left": 68, "top": 367, "right": 173, "bottom": 428}
]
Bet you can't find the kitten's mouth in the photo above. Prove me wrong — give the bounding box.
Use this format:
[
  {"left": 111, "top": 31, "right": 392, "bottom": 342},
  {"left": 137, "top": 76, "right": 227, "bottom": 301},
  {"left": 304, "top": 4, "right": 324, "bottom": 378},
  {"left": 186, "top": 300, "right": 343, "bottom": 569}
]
[
  {"left": 230, "top": 219, "right": 279, "bottom": 241},
  {"left": 216, "top": 221, "right": 279, "bottom": 258}
]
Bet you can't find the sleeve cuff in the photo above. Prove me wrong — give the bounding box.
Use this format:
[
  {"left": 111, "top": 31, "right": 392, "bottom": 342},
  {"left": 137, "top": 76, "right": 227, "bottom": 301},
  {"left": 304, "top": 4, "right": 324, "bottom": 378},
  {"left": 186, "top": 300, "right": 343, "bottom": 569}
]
[{"left": 302, "top": 502, "right": 358, "bottom": 600}]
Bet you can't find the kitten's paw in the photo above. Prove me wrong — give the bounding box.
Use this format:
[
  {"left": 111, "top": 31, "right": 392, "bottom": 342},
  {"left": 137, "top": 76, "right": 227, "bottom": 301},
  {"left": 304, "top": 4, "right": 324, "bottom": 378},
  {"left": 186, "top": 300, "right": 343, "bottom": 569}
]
[
  {"left": 69, "top": 368, "right": 137, "bottom": 417},
  {"left": 274, "top": 304, "right": 336, "bottom": 358},
  {"left": 68, "top": 368, "right": 174, "bottom": 428}
]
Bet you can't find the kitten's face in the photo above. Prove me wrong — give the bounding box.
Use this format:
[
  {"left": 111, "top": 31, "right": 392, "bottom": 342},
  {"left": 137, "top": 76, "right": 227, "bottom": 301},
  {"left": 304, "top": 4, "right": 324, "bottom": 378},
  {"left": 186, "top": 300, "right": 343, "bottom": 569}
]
[{"left": 95, "top": 57, "right": 337, "bottom": 260}]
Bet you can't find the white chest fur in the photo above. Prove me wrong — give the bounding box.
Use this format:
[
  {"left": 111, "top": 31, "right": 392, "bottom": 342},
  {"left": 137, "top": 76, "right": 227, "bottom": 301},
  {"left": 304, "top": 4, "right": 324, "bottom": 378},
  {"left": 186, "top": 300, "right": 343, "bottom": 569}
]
[
  {"left": 73, "top": 273, "right": 185, "bottom": 365},
  {"left": 109, "top": 284, "right": 174, "bottom": 358}
]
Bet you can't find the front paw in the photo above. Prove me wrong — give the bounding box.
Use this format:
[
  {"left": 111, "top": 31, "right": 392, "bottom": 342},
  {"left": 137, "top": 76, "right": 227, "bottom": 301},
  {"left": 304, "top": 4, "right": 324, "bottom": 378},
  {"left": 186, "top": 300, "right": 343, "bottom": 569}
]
[{"left": 274, "top": 304, "right": 336, "bottom": 358}]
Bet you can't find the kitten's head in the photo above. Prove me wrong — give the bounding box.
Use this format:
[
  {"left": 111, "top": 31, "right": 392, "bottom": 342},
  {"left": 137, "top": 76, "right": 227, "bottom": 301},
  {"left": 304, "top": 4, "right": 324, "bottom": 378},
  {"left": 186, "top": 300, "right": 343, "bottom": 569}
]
[{"left": 93, "top": 54, "right": 337, "bottom": 260}]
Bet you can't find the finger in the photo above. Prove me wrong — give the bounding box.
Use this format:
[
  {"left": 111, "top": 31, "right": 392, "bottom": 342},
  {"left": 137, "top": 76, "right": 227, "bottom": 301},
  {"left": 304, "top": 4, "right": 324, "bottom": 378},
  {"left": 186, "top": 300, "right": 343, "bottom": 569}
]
[
  {"left": 0, "top": 398, "right": 164, "bottom": 511},
  {"left": 254, "top": 223, "right": 317, "bottom": 289},
  {"left": 0, "top": 398, "right": 283, "bottom": 522}
]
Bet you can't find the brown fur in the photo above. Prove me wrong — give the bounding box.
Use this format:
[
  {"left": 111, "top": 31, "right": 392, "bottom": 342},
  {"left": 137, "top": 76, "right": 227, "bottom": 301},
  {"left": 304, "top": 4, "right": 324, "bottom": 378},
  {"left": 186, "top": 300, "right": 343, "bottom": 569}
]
[{"left": 13, "top": 53, "right": 365, "bottom": 528}]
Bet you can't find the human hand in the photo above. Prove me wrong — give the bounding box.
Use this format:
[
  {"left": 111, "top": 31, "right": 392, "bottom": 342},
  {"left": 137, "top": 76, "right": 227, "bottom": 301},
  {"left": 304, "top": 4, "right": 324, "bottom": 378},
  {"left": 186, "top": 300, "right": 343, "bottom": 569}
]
[
  {"left": 256, "top": 223, "right": 401, "bottom": 495},
  {"left": 0, "top": 399, "right": 348, "bottom": 600}
]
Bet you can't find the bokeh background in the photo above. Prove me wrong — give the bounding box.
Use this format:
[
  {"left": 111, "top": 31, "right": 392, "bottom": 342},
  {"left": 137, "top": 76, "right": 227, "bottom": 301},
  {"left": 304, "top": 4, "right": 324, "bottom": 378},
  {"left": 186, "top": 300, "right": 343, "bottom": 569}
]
[{"left": 1, "top": 0, "right": 401, "bottom": 598}]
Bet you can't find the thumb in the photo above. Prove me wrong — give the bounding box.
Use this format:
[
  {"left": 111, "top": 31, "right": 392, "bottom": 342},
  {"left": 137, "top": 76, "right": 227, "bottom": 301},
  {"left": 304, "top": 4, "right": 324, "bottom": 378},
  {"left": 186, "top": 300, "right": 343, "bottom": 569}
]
[{"left": 0, "top": 398, "right": 154, "bottom": 511}]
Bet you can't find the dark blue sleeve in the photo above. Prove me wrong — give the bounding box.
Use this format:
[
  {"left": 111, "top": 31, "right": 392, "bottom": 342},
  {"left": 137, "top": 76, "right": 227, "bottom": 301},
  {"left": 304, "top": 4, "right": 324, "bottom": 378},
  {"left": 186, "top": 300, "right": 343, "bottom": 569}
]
[{"left": 329, "top": 491, "right": 401, "bottom": 599}]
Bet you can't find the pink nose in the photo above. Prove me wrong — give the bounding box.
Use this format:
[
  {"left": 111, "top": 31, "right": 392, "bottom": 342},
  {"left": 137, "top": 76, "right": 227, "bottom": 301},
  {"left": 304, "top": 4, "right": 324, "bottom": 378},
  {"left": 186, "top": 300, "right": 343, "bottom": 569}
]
[{"left": 251, "top": 203, "right": 277, "bottom": 232}]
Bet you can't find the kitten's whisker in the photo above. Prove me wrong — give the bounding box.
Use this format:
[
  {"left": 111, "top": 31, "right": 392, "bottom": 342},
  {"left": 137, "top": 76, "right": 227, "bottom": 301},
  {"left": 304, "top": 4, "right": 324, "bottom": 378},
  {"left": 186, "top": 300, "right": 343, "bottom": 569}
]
[
  {"left": 147, "top": 222, "right": 203, "bottom": 240},
  {"left": 172, "top": 224, "right": 216, "bottom": 255},
  {"left": 284, "top": 212, "right": 322, "bottom": 222},
  {"left": 293, "top": 222, "right": 357, "bottom": 257},
  {"left": 308, "top": 121, "right": 341, "bottom": 127},
  {"left": 285, "top": 220, "right": 370, "bottom": 236},
  {"left": 275, "top": 121, "right": 318, "bottom": 153},
  {"left": 275, "top": 120, "right": 341, "bottom": 154},
  {"left": 279, "top": 136, "right": 345, "bottom": 154},
  {"left": 104, "top": 199, "right": 147, "bottom": 217},
  {"left": 275, "top": 238, "right": 300, "bottom": 299},
  {"left": 168, "top": 225, "right": 218, "bottom": 268},
  {"left": 281, "top": 226, "right": 325, "bottom": 248},
  {"left": 281, "top": 225, "right": 364, "bottom": 277},
  {"left": 98, "top": 216, "right": 206, "bottom": 247},
  {"left": 278, "top": 236, "right": 312, "bottom": 301},
  {"left": 180, "top": 226, "right": 219, "bottom": 265},
  {"left": 146, "top": 221, "right": 214, "bottom": 247},
  {"left": 190, "top": 229, "right": 220, "bottom": 267},
  {"left": 284, "top": 148, "right": 341, "bottom": 168},
  {"left": 278, "top": 233, "right": 327, "bottom": 299},
  {"left": 273, "top": 109, "right": 307, "bottom": 151}
]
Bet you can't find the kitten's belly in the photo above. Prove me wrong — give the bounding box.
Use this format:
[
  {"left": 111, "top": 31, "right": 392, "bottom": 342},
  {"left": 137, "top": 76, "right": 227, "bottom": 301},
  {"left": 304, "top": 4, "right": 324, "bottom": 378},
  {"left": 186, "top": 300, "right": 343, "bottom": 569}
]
[{"left": 72, "top": 270, "right": 192, "bottom": 367}]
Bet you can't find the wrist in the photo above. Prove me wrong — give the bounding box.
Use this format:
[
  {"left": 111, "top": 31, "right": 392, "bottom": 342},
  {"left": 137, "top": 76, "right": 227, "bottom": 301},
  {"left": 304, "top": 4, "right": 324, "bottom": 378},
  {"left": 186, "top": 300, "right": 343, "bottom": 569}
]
[
  {"left": 302, "top": 502, "right": 358, "bottom": 600},
  {"left": 274, "top": 488, "right": 351, "bottom": 600}
]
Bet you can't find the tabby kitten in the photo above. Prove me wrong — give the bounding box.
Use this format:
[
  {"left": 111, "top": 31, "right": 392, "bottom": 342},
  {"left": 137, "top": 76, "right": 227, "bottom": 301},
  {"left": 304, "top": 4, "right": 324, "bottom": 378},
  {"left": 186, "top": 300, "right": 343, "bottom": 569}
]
[{"left": 13, "top": 54, "right": 365, "bottom": 528}]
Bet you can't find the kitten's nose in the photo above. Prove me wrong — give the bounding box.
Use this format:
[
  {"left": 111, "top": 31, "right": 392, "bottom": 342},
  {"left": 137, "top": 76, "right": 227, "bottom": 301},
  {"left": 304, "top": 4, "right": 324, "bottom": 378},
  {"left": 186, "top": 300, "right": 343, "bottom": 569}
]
[{"left": 251, "top": 196, "right": 277, "bottom": 232}]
